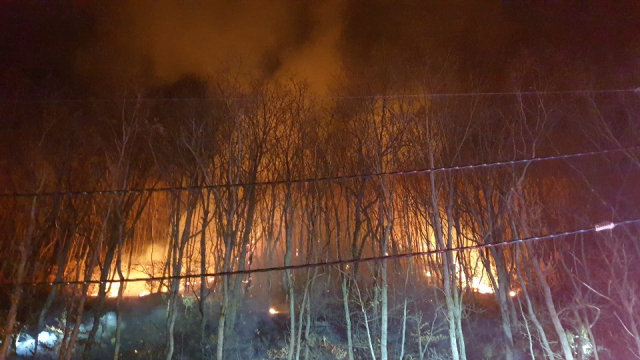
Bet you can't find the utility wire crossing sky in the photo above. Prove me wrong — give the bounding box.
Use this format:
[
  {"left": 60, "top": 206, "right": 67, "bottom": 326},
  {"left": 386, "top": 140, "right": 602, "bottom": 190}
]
[
  {"left": 1, "top": 87, "right": 639, "bottom": 103},
  {"left": 2, "top": 145, "right": 638, "bottom": 198},
  {"left": 2, "top": 218, "right": 636, "bottom": 288}
]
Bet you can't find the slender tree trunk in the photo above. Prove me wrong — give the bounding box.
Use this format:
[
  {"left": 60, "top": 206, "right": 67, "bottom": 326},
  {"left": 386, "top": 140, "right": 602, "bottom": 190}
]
[
  {"left": 60, "top": 283, "right": 91, "bottom": 360},
  {"left": 342, "top": 273, "right": 355, "bottom": 360},
  {"left": 83, "top": 227, "right": 118, "bottom": 359},
  {"left": 216, "top": 189, "right": 235, "bottom": 360},
  {"left": 448, "top": 202, "right": 466, "bottom": 360},
  {"left": 226, "top": 183, "right": 259, "bottom": 338},
  {"left": 429, "top": 176, "right": 460, "bottom": 360},
  {"left": 485, "top": 247, "right": 515, "bottom": 360},
  {"left": 199, "top": 195, "right": 211, "bottom": 359},
  {"left": 295, "top": 266, "right": 315, "bottom": 360},
  {"left": 60, "top": 241, "right": 94, "bottom": 360},
  {"left": 34, "top": 219, "right": 74, "bottom": 357},
  {"left": 527, "top": 244, "right": 575, "bottom": 360},
  {"left": 113, "top": 256, "right": 126, "bottom": 360},
  {"left": 514, "top": 244, "right": 555, "bottom": 359},
  {"left": 355, "top": 280, "right": 377, "bottom": 360},
  {"left": 301, "top": 265, "right": 318, "bottom": 360},
  {"left": 216, "top": 278, "right": 227, "bottom": 360},
  {"left": 399, "top": 279, "right": 409, "bottom": 360},
  {"left": 165, "top": 192, "right": 195, "bottom": 360},
  {"left": 0, "top": 197, "right": 39, "bottom": 360},
  {"left": 342, "top": 185, "right": 365, "bottom": 360},
  {"left": 61, "top": 205, "right": 111, "bottom": 360},
  {"left": 284, "top": 193, "right": 296, "bottom": 360},
  {"left": 379, "top": 219, "right": 390, "bottom": 360}
]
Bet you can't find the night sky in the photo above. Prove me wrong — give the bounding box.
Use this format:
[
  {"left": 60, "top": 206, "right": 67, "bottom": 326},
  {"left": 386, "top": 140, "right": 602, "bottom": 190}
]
[{"left": 1, "top": 1, "right": 639, "bottom": 99}]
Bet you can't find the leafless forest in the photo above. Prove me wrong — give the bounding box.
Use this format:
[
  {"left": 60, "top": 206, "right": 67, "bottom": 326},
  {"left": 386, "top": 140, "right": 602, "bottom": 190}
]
[{"left": 1, "top": 74, "right": 639, "bottom": 360}]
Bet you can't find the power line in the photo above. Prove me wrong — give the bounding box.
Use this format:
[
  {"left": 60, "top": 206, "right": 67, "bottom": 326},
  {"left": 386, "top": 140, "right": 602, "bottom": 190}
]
[
  {"left": 5, "top": 218, "right": 638, "bottom": 288},
  {"left": 324, "top": 88, "right": 640, "bottom": 100},
  {"left": 1, "top": 88, "right": 639, "bottom": 104},
  {"left": 2, "top": 145, "right": 638, "bottom": 199}
]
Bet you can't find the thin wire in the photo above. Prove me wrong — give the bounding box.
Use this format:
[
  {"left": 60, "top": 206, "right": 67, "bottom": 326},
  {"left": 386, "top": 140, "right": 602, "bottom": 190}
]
[
  {"left": 6, "top": 218, "right": 638, "bottom": 288},
  {"left": 1, "top": 88, "right": 639, "bottom": 104},
  {"left": 2, "top": 145, "right": 638, "bottom": 199}
]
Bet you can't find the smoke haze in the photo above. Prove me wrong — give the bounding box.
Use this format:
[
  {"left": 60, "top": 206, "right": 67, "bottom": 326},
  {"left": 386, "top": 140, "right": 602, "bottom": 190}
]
[{"left": 2, "top": 1, "right": 639, "bottom": 97}]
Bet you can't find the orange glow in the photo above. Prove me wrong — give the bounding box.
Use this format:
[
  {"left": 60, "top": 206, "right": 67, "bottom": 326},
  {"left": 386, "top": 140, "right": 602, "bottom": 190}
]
[
  {"left": 89, "top": 269, "right": 153, "bottom": 297},
  {"left": 470, "top": 277, "right": 494, "bottom": 294}
]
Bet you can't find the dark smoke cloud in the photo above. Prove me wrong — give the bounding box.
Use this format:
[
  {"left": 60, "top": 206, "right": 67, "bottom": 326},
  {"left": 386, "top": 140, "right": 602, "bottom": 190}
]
[
  {"left": 2, "top": 1, "right": 639, "bottom": 97},
  {"left": 75, "top": 1, "right": 345, "bottom": 94}
]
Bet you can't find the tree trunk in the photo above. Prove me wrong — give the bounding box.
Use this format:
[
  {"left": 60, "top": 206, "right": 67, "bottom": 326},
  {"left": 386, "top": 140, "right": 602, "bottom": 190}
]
[
  {"left": 485, "top": 247, "right": 515, "bottom": 360},
  {"left": 355, "top": 280, "right": 377, "bottom": 360},
  {"left": 342, "top": 274, "right": 355, "bottom": 360},
  {"left": 0, "top": 197, "right": 39, "bottom": 360},
  {"left": 165, "top": 192, "right": 196, "bottom": 360},
  {"left": 514, "top": 244, "right": 555, "bottom": 359},
  {"left": 379, "top": 220, "right": 390, "bottom": 360},
  {"left": 284, "top": 193, "right": 296, "bottom": 360},
  {"left": 83, "top": 235, "right": 117, "bottom": 359},
  {"left": 216, "top": 279, "right": 227, "bottom": 360},
  {"left": 527, "top": 243, "right": 575, "bottom": 360},
  {"left": 429, "top": 175, "right": 461, "bottom": 360},
  {"left": 34, "top": 219, "right": 74, "bottom": 358},
  {"left": 199, "top": 196, "right": 211, "bottom": 359}
]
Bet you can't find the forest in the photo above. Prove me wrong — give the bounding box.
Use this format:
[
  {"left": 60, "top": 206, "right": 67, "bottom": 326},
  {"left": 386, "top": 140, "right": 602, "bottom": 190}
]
[{"left": 0, "top": 69, "right": 639, "bottom": 360}]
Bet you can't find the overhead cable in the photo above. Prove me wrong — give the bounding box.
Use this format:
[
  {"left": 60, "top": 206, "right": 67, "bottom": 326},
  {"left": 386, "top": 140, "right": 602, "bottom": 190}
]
[
  {"left": 3, "top": 218, "right": 637, "bottom": 288},
  {"left": 0, "top": 88, "right": 639, "bottom": 104},
  {"left": 1, "top": 145, "right": 638, "bottom": 199}
]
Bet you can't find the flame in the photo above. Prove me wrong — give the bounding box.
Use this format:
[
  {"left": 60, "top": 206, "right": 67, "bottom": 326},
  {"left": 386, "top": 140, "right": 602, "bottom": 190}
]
[
  {"left": 269, "top": 308, "right": 278, "bottom": 315},
  {"left": 470, "top": 277, "right": 494, "bottom": 294},
  {"left": 88, "top": 267, "right": 154, "bottom": 298}
]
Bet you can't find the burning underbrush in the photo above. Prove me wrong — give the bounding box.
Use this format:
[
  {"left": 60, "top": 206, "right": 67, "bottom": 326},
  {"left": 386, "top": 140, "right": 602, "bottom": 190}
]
[
  {"left": 5, "top": 293, "right": 317, "bottom": 359},
  {"left": 1, "top": 275, "right": 530, "bottom": 360},
  {"left": 2, "top": 239, "right": 524, "bottom": 359}
]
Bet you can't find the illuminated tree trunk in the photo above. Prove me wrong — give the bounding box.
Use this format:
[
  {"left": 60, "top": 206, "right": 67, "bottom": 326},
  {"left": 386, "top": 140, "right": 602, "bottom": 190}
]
[
  {"left": 379, "top": 200, "right": 390, "bottom": 360},
  {"left": 528, "top": 244, "right": 574, "bottom": 360},
  {"left": 165, "top": 189, "right": 197, "bottom": 360},
  {"left": 226, "top": 183, "right": 259, "bottom": 341},
  {"left": 399, "top": 263, "right": 411, "bottom": 360},
  {"left": 341, "top": 274, "right": 355, "bottom": 360},
  {"left": 468, "top": 185, "right": 516, "bottom": 360},
  {"left": 447, "top": 199, "right": 466, "bottom": 359},
  {"left": 354, "top": 278, "right": 377, "bottom": 360},
  {"left": 60, "top": 204, "right": 113, "bottom": 360},
  {"left": 216, "top": 276, "right": 228, "bottom": 360},
  {"left": 33, "top": 197, "right": 65, "bottom": 358},
  {"left": 483, "top": 248, "right": 516, "bottom": 360},
  {"left": 511, "top": 184, "right": 574, "bottom": 360},
  {"left": 513, "top": 243, "right": 554, "bottom": 359},
  {"left": 113, "top": 221, "right": 134, "bottom": 360},
  {"left": 199, "top": 193, "right": 211, "bottom": 360},
  {"left": 300, "top": 270, "right": 315, "bottom": 360},
  {"left": 283, "top": 190, "right": 296, "bottom": 360},
  {"left": 429, "top": 153, "right": 463, "bottom": 360},
  {"left": 342, "top": 182, "right": 367, "bottom": 360},
  {"left": 214, "top": 192, "right": 235, "bottom": 360},
  {"left": 83, "top": 222, "right": 119, "bottom": 359}
]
